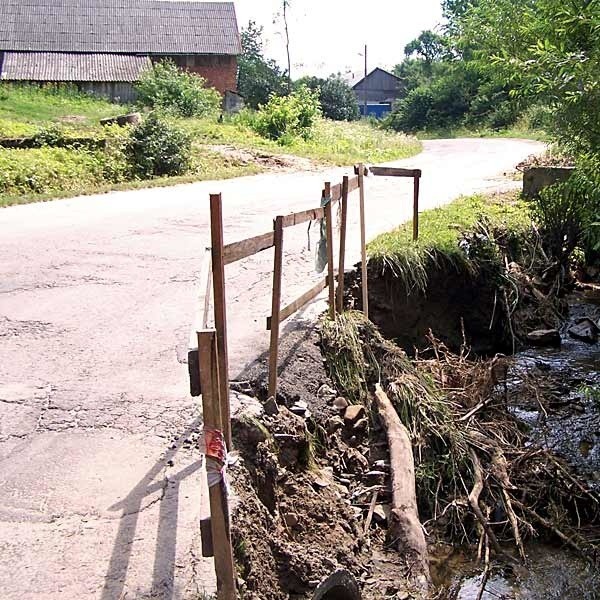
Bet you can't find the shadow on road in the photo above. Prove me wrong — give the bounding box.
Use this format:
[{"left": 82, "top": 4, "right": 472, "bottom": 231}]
[{"left": 101, "top": 420, "right": 203, "bottom": 600}]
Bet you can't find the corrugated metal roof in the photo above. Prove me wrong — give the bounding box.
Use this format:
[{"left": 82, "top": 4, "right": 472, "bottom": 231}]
[
  {"left": 0, "top": 1, "right": 241, "bottom": 55},
  {"left": 1, "top": 52, "right": 153, "bottom": 82}
]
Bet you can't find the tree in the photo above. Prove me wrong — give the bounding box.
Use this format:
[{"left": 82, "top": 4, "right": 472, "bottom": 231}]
[
  {"left": 237, "top": 21, "right": 286, "bottom": 108},
  {"left": 460, "top": 0, "right": 600, "bottom": 154},
  {"left": 404, "top": 30, "right": 449, "bottom": 64},
  {"left": 295, "top": 75, "right": 359, "bottom": 121}
]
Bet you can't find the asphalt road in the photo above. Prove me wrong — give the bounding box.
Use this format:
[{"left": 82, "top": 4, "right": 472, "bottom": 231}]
[{"left": 0, "top": 137, "right": 544, "bottom": 599}]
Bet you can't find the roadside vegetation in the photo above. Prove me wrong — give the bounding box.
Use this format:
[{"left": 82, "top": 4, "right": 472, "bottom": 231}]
[{"left": 0, "top": 79, "right": 419, "bottom": 206}]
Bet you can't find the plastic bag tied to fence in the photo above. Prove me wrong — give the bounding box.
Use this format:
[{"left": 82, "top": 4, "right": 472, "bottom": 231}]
[
  {"left": 315, "top": 194, "right": 332, "bottom": 273},
  {"left": 200, "top": 427, "right": 227, "bottom": 488}
]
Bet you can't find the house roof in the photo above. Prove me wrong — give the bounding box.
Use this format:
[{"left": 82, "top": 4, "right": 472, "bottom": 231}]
[
  {"left": 0, "top": 0, "right": 241, "bottom": 55},
  {"left": 352, "top": 67, "right": 402, "bottom": 90},
  {"left": 0, "top": 52, "right": 153, "bottom": 82}
]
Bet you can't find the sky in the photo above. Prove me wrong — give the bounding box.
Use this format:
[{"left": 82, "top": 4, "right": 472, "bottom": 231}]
[{"left": 234, "top": 0, "right": 444, "bottom": 80}]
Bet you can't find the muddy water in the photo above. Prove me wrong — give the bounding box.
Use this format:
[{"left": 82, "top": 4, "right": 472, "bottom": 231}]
[
  {"left": 444, "top": 294, "right": 600, "bottom": 599},
  {"left": 441, "top": 545, "right": 599, "bottom": 599}
]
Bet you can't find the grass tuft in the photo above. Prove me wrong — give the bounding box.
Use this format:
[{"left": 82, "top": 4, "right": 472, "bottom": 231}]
[{"left": 367, "top": 193, "right": 532, "bottom": 293}]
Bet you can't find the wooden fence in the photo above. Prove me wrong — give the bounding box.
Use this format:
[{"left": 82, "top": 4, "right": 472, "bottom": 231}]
[{"left": 189, "top": 162, "right": 421, "bottom": 598}]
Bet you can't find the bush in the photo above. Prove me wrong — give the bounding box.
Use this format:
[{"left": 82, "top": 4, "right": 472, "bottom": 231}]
[
  {"left": 295, "top": 76, "right": 359, "bottom": 122},
  {"left": 253, "top": 85, "right": 321, "bottom": 143},
  {"left": 127, "top": 112, "right": 192, "bottom": 178},
  {"left": 0, "top": 147, "right": 106, "bottom": 196},
  {"left": 136, "top": 61, "right": 221, "bottom": 118},
  {"left": 529, "top": 154, "right": 600, "bottom": 264}
]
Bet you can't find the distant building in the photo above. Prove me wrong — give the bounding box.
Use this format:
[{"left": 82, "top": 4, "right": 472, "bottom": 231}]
[
  {"left": 0, "top": 0, "right": 241, "bottom": 103},
  {"left": 352, "top": 67, "right": 404, "bottom": 118}
]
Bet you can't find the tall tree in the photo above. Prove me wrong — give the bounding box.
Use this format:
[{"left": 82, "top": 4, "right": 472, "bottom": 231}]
[{"left": 237, "top": 21, "right": 285, "bottom": 108}]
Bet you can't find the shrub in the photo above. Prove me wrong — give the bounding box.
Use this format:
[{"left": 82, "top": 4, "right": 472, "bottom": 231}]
[
  {"left": 126, "top": 112, "right": 192, "bottom": 178},
  {"left": 253, "top": 85, "right": 321, "bottom": 143},
  {"left": 0, "top": 147, "right": 106, "bottom": 196},
  {"left": 295, "top": 76, "right": 359, "bottom": 121},
  {"left": 136, "top": 61, "right": 221, "bottom": 118},
  {"left": 529, "top": 154, "right": 600, "bottom": 264}
]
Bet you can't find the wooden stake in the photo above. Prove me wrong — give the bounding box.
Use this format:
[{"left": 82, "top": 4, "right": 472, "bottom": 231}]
[
  {"left": 197, "top": 330, "right": 237, "bottom": 600},
  {"left": 209, "top": 194, "right": 232, "bottom": 450},
  {"left": 268, "top": 216, "right": 284, "bottom": 399},
  {"left": 358, "top": 163, "right": 369, "bottom": 319},
  {"left": 324, "top": 182, "right": 336, "bottom": 320},
  {"left": 413, "top": 176, "right": 420, "bottom": 242},
  {"left": 336, "top": 176, "right": 349, "bottom": 314}
]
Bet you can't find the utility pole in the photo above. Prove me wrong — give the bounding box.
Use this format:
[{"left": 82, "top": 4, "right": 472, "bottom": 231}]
[{"left": 363, "top": 44, "right": 368, "bottom": 118}]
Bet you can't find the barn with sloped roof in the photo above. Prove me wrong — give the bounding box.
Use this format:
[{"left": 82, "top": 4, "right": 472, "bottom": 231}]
[{"left": 0, "top": 0, "right": 241, "bottom": 102}]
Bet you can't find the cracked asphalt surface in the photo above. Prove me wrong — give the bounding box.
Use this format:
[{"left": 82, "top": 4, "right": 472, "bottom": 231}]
[{"left": 0, "top": 138, "right": 544, "bottom": 599}]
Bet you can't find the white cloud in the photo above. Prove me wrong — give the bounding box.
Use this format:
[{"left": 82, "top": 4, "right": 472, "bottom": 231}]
[{"left": 234, "top": 0, "right": 444, "bottom": 78}]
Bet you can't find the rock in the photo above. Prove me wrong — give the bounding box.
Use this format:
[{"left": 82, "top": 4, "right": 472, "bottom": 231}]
[
  {"left": 231, "top": 393, "right": 264, "bottom": 420},
  {"left": 527, "top": 329, "right": 561, "bottom": 347},
  {"left": 263, "top": 396, "right": 279, "bottom": 416},
  {"left": 100, "top": 112, "right": 141, "bottom": 127},
  {"left": 569, "top": 318, "right": 599, "bottom": 343},
  {"left": 344, "top": 404, "right": 366, "bottom": 427},
  {"left": 326, "top": 416, "right": 344, "bottom": 435},
  {"left": 232, "top": 415, "right": 269, "bottom": 446},
  {"left": 333, "top": 397, "right": 349, "bottom": 411},
  {"left": 343, "top": 447, "right": 369, "bottom": 474},
  {"left": 282, "top": 512, "right": 299, "bottom": 529},
  {"left": 352, "top": 417, "right": 369, "bottom": 437},
  {"left": 373, "top": 504, "right": 390, "bottom": 525},
  {"left": 317, "top": 384, "right": 337, "bottom": 402},
  {"left": 289, "top": 400, "right": 311, "bottom": 419}
]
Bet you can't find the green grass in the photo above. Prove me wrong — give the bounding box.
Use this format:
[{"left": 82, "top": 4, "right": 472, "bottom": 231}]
[
  {"left": 182, "top": 116, "right": 422, "bottom": 165},
  {"left": 417, "top": 125, "right": 549, "bottom": 142},
  {"left": 367, "top": 192, "right": 532, "bottom": 292},
  {"left": 0, "top": 83, "right": 128, "bottom": 132},
  {"left": 0, "top": 83, "right": 422, "bottom": 205},
  {"left": 0, "top": 147, "right": 263, "bottom": 207}
]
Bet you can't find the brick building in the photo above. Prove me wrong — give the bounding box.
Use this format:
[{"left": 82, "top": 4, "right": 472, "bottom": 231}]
[{"left": 0, "top": 0, "right": 241, "bottom": 102}]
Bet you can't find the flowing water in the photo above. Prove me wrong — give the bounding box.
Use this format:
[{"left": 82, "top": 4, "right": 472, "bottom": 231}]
[{"left": 443, "top": 293, "right": 600, "bottom": 599}]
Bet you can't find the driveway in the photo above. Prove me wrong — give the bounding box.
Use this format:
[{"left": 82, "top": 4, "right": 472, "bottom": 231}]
[{"left": 0, "top": 138, "right": 544, "bottom": 599}]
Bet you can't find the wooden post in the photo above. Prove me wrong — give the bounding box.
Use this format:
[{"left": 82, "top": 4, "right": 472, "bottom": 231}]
[
  {"left": 324, "top": 182, "right": 336, "bottom": 320},
  {"left": 268, "top": 216, "right": 284, "bottom": 399},
  {"left": 209, "top": 194, "right": 232, "bottom": 450},
  {"left": 358, "top": 163, "right": 369, "bottom": 319},
  {"left": 336, "top": 176, "right": 349, "bottom": 314},
  {"left": 197, "top": 330, "right": 237, "bottom": 600},
  {"left": 413, "top": 175, "right": 420, "bottom": 242}
]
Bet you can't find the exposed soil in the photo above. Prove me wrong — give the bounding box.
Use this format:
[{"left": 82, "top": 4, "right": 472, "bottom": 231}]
[
  {"left": 344, "top": 262, "right": 511, "bottom": 356},
  {"left": 206, "top": 144, "right": 322, "bottom": 173},
  {"left": 229, "top": 324, "right": 418, "bottom": 600}
]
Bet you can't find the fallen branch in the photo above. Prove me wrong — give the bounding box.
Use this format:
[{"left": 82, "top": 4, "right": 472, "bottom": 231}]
[{"left": 374, "top": 383, "right": 431, "bottom": 589}]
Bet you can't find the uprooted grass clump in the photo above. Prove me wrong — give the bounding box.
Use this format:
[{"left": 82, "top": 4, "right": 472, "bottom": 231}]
[{"left": 320, "top": 311, "right": 600, "bottom": 562}]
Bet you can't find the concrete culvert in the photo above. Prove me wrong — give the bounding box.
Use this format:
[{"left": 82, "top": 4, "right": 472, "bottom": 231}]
[{"left": 312, "top": 570, "right": 361, "bottom": 600}]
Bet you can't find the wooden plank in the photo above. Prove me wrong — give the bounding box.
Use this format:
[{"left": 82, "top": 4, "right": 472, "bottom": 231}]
[
  {"left": 201, "top": 247, "right": 213, "bottom": 330},
  {"left": 268, "top": 216, "right": 285, "bottom": 399},
  {"left": 324, "top": 183, "right": 336, "bottom": 320},
  {"left": 413, "top": 175, "right": 420, "bottom": 242},
  {"left": 336, "top": 176, "right": 349, "bottom": 314},
  {"left": 210, "top": 193, "right": 232, "bottom": 450},
  {"left": 358, "top": 163, "right": 369, "bottom": 319},
  {"left": 370, "top": 166, "right": 422, "bottom": 178},
  {"left": 223, "top": 231, "right": 274, "bottom": 265},
  {"left": 281, "top": 206, "right": 325, "bottom": 228},
  {"left": 197, "top": 330, "right": 237, "bottom": 600},
  {"left": 347, "top": 176, "right": 360, "bottom": 193},
  {"left": 266, "top": 277, "right": 328, "bottom": 330},
  {"left": 330, "top": 182, "right": 342, "bottom": 203}
]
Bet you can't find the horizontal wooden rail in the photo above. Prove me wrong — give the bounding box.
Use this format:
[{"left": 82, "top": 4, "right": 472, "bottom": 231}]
[
  {"left": 330, "top": 183, "right": 343, "bottom": 203},
  {"left": 370, "top": 166, "right": 422, "bottom": 178},
  {"left": 266, "top": 277, "right": 328, "bottom": 331},
  {"left": 223, "top": 231, "right": 274, "bottom": 265},
  {"left": 348, "top": 176, "right": 360, "bottom": 193},
  {"left": 281, "top": 206, "right": 325, "bottom": 228}
]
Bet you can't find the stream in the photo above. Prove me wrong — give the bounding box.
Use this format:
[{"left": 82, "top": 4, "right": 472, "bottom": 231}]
[{"left": 443, "top": 292, "right": 600, "bottom": 599}]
